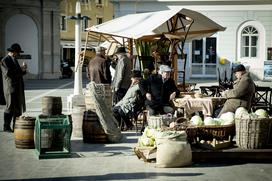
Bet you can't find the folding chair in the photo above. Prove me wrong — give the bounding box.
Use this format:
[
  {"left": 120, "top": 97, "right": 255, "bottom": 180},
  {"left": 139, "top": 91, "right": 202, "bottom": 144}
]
[{"left": 251, "top": 86, "right": 272, "bottom": 115}]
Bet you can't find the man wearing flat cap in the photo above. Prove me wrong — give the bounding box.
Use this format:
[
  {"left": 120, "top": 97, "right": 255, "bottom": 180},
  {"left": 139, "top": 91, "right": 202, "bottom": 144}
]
[
  {"left": 140, "top": 64, "right": 180, "bottom": 116},
  {"left": 217, "top": 64, "right": 255, "bottom": 117},
  {"left": 113, "top": 70, "right": 144, "bottom": 130},
  {"left": 112, "top": 46, "right": 132, "bottom": 104},
  {"left": 87, "top": 46, "right": 111, "bottom": 84},
  {"left": 1, "top": 43, "right": 27, "bottom": 132}
]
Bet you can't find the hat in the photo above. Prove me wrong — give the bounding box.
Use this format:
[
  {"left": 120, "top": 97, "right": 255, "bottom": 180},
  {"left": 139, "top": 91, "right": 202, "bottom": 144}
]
[
  {"left": 131, "top": 70, "right": 142, "bottom": 78},
  {"left": 95, "top": 46, "right": 106, "bottom": 53},
  {"left": 159, "top": 65, "right": 172, "bottom": 73},
  {"left": 7, "top": 43, "right": 24, "bottom": 53},
  {"left": 115, "top": 47, "right": 126, "bottom": 54},
  {"left": 233, "top": 64, "right": 246, "bottom": 73}
]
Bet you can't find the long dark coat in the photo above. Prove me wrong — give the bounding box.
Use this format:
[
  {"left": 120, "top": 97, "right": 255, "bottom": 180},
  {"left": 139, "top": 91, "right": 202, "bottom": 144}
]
[
  {"left": 1, "top": 55, "right": 26, "bottom": 116},
  {"left": 140, "top": 74, "right": 180, "bottom": 109},
  {"left": 218, "top": 72, "right": 255, "bottom": 117},
  {"left": 87, "top": 54, "right": 111, "bottom": 84},
  {"left": 0, "top": 64, "right": 6, "bottom": 105}
]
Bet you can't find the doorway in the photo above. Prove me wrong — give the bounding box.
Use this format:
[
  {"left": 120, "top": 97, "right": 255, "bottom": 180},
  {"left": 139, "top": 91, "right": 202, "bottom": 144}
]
[{"left": 191, "top": 37, "right": 217, "bottom": 78}]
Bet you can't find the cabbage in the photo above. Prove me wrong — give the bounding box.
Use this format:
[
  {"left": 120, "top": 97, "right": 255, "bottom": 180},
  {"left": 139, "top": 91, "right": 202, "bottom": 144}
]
[
  {"left": 213, "top": 118, "right": 223, "bottom": 125},
  {"left": 255, "top": 109, "right": 269, "bottom": 118},
  {"left": 138, "top": 136, "right": 155, "bottom": 147},
  {"left": 190, "top": 115, "right": 203, "bottom": 126},
  {"left": 220, "top": 112, "right": 235, "bottom": 125},
  {"left": 204, "top": 117, "right": 217, "bottom": 125},
  {"left": 235, "top": 107, "right": 248, "bottom": 118}
]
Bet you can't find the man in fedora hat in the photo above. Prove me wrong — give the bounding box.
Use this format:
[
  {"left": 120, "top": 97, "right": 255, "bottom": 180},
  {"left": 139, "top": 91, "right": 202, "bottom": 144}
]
[
  {"left": 112, "top": 46, "right": 132, "bottom": 105},
  {"left": 87, "top": 46, "right": 111, "bottom": 84},
  {"left": 217, "top": 64, "right": 255, "bottom": 117},
  {"left": 1, "top": 43, "right": 27, "bottom": 132},
  {"left": 113, "top": 70, "right": 144, "bottom": 130}
]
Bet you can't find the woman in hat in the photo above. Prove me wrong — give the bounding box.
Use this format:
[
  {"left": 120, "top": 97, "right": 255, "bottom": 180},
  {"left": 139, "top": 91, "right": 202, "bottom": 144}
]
[
  {"left": 217, "top": 64, "right": 255, "bottom": 117},
  {"left": 112, "top": 70, "right": 144, "bottom": 131},
  {"left": 1, "top": 43, "right": 27, "bottom": 132}
]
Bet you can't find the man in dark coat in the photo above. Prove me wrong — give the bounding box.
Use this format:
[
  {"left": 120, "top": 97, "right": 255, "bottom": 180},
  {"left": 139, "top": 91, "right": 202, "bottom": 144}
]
[
  {"left": 1, "top": 43, "right": 27, "bottom": 132},
  {"left": 87, "top": 46, "right": 111, "bottom": 84},
  {"left": 218, "top": 64, "right": 255, "bottom": 117},
  {"left": 140, "top": 65, "right": 180, "bottom": 115}
]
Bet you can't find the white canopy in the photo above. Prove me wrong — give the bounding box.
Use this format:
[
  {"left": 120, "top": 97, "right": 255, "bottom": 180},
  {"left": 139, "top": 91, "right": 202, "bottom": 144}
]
[{"left": 86, "top": 7, "right": 226, "bottom": 41}]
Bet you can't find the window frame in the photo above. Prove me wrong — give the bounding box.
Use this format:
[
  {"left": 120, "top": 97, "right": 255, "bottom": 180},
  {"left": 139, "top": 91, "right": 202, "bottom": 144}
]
[
  {"left": 60, "top": 15, "right": 67, "bottom": 32},
  {"left": 240, "top": 26, "right": 259, "bottom": 58}
]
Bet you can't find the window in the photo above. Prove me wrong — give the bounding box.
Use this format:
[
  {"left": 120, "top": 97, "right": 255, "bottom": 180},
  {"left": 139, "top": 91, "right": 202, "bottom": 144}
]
[
  {"left": 241, "top": 26, "right": 258, "bottom": 58},
  {"left": 82, "top": 18, "right": 89, "bottom": 31},
  {"left": 60, "top": 16, "right": 67, "bottom": 31},
  {"left": 97, "top": 17, "right": 103, "bottom": 25}
]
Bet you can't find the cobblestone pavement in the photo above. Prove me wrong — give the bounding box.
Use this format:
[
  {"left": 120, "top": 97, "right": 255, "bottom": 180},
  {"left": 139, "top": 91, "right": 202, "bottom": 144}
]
[{"left": 0, "top": 78, "right": 271, "bottom": 181}]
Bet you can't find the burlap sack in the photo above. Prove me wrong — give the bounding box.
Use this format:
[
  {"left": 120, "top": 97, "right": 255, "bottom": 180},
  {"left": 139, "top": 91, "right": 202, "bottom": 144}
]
[{"left": 156, "top": 131, "right": 192, "bottom": 168}]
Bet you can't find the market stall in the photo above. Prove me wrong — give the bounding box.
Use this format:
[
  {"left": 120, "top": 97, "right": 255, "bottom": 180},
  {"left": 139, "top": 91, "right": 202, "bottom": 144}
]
[{"left": 81, "top": 7, "right": 226, "bottom": 90}]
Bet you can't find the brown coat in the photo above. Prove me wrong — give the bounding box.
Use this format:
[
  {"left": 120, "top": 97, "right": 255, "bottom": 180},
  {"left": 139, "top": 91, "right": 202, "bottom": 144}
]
[
  {"left": 218, "top": 72, "right": 255, "bottom": 117},
  {"left": 87, "top": 54, "right": 111, "bottom": 84}
]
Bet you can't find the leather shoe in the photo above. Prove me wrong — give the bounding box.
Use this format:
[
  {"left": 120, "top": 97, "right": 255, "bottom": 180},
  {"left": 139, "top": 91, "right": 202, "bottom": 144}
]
[{"left": 3, "top": 127, "right": 13, "bottom": 133}]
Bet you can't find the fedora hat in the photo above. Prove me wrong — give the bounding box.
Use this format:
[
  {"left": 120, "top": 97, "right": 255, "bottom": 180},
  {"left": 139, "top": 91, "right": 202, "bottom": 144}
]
[
  {"left": 115, "top": 47, "right": 126, "bottom": 54},
  {"left": 233, "top": 64, "right": 246, "bottom": 73},
  {"left": 7, "top": 43, "right": 24, "bottom": 53},
  {"left": 131, "top": 70, "right": 142, "bottom": 78}
]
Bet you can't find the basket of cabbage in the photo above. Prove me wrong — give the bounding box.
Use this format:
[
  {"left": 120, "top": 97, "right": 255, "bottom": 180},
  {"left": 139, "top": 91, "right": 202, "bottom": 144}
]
[{"left": 235, "top": 107, "right": 272, "bottom": 149}]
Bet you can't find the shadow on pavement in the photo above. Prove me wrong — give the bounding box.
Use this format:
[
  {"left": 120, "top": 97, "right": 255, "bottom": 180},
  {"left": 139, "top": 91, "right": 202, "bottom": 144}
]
[{"left": 8, "top": 172, "right": 204, "bottom": 180}]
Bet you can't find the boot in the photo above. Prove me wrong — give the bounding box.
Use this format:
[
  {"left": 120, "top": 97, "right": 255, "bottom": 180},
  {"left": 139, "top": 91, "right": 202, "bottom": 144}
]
[{"left": 3, "top": 112, "right": 13, "bottom": 132}]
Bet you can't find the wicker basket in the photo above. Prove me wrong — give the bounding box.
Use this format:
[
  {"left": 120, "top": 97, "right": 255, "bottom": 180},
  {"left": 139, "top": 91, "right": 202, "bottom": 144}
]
[
  {"left": 192, "top": 124, "right": 236, "bottom": 141},
  {"left": 147, "top": 115, "right": 176, "bottom": 129},
  {"left": 235, "top": 117, "right": 272, "bottom": 149}
]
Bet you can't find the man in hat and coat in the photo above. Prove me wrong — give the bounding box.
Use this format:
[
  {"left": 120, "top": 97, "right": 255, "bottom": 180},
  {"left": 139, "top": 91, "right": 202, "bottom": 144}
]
[
  {"left": 87, "top": 46, "right": 111, "bottom": 84},
  {"left": 140, "top": 64, "right": 180, "bottom": 116},
  {"left": 113, "top": 70, "right": 144, "bottom": 130},
  {"left": 217, "top": 64, "right": 255, "bottom": 117},
  {"left": 112, "top": 47, "right": 132, "bottom": 105},
  {"left": 1, "top": 43, "right": 27, "bottom": 132}
]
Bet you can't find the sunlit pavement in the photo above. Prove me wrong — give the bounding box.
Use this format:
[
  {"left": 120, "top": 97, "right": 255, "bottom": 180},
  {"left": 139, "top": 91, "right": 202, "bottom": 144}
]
[{"left": 0, "top": 78, "right": 271, "bottom": 181}]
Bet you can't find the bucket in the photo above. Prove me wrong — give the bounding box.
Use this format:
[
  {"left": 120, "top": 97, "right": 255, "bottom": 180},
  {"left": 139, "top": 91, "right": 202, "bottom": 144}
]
[
  {"left": 71, "top": 105, "right": 86, "bottom": 138},
  {"left": 14, "top": 116, "right": 36, "bottom": 149},
  {"left": 41, "top": 96, "right": 62, "bottom": 116},
  {"left": 85, "top": 84, "right": 112, "bottom": 110},
  {"left": 82, "top": 110, "right": 108, "bottom": 143}
]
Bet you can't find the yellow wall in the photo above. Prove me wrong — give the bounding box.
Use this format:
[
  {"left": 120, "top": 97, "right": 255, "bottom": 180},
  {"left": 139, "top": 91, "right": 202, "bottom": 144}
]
[{"left": 60, "top": 0, "right": 114, "bottom": 41}]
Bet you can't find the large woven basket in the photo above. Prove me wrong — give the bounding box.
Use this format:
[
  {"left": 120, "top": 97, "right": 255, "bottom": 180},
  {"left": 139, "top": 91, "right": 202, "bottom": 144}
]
[{"left": 235, "top": 117, "right": 272, "bottom": 149}]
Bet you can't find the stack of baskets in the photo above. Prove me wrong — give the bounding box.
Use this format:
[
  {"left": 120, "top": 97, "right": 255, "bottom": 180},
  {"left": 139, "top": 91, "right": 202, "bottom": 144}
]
[{"left": 235, "top": 117, "right": 272, "bottom": 149}]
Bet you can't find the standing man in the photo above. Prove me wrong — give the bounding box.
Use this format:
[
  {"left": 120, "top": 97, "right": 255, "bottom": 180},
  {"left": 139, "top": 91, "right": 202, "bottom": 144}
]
[
  {"left": 112, "top": 47, "right": 132, "bottom": 105},
  {"left": 87, "top": 46, "right": 111, "bottom": 84},
  {"left": 217, "top": 64, "right": 255, "bottom": 117},
  {"left": 1, "top": 43, "right": 27, "bottom": 132},
  {"left": 140, "top": 65, "right": 180, "bottom": 116}
]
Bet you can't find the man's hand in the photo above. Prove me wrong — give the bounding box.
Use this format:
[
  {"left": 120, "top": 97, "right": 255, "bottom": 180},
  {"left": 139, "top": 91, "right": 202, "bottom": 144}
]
[
  {"left": 146, "top": 93, "right": 152, "bottom": 101},
  {"left": 170, "top": 92, "right": 176, "bottom": 100}
]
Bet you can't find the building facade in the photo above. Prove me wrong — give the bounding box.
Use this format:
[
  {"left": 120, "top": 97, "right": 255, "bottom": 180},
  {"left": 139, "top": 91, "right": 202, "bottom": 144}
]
[
  {"left": 0, "top": 0, "right": 61, "bottom": 79},
  {"left": 111, "top": 0, "right": 272, "bottom": 81},
  {"left": 60, "top": 0, "right": 114, "bottom": 67}
]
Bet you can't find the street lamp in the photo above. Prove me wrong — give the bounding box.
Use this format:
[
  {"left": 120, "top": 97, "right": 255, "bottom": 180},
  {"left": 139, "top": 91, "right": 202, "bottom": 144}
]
[{"left": 67, "top": 0, "right": 90, "bottom": 111}]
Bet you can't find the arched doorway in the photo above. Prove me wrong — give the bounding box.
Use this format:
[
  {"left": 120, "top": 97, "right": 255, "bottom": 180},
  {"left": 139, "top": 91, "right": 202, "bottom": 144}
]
[{"left": 5, "top": 14, "right": 39, "bottom": 79}]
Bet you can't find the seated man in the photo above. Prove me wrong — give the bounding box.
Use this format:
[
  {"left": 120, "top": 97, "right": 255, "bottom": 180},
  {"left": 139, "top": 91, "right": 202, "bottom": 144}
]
[
  {"left": 112, "top": 70, "right": 144, "bottom": 130},
  {"left": 140, "top": 65, "right": 180, "bottom": 116},
  {"left": 217, "top": 64, "right": 255, "bottom": 117}
]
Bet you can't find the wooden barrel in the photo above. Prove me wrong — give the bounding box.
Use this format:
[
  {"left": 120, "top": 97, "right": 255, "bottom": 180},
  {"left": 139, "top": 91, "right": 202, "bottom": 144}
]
[
  {"left": 82, "top": 110, "right": 108, "bottom": 143},
  {"left": 85, "top": 84, "right": 112, "bottom": 110},
  {"left": 71, "top": 105, "right": 86, "bottom": 138},
  {"left": 42, "top": 96, "right": 62, "bottom": 116},
  {"left": 14, "top": 116, "right": 36, "bottom": 149}
]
